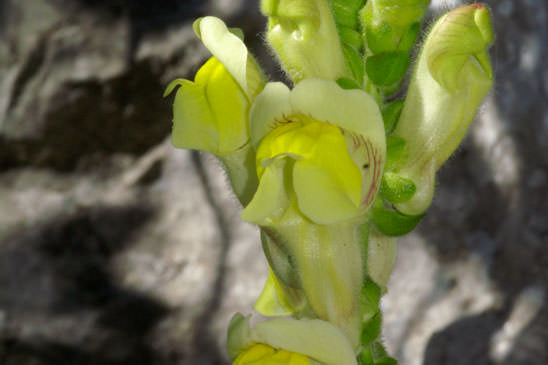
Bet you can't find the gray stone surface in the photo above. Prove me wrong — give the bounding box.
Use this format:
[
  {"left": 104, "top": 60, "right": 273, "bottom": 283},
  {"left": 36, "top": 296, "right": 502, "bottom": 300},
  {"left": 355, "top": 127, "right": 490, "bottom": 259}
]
[{"left": 0, "top": 0, "right": 547, "bottom": 364}]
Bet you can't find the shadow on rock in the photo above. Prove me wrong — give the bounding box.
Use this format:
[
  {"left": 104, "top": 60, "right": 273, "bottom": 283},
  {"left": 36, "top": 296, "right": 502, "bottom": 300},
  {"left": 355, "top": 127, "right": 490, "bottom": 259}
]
[
  {"left": 0, "top": 205, "right": 174, "bottom": 365},
  {"left": 0, "top": 338, "right": 161, "bottom": 365},
  {"left": 51, "top": 0, "right": 205, "bottom": 60},
  {"left": 415, "top": 1, "right": 548, "bottom": 363},
  {"left": 424, "top": 310, "right": 505, "bottom": 365},
  {"left": 0, "top": 0, "right": 204, "bottom": 172}
]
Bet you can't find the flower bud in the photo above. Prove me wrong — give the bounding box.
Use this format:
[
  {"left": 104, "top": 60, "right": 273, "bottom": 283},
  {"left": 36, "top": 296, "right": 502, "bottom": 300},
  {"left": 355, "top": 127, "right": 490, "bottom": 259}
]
[
  {"left": 360, "top": 0, "right": 430, "bottom": 53},
  {"left": 165, "top": 16, "right": 265, "bottom": 204},
  {"left": 261, "top": 0, "right": 350, "bottom": 82},
  {"left": 165, "top": 57, "right": 249, "bottom": 155},
  {"left": 365, "top": 0, "right": 430, "bottom": 27},
  {"left": 391, "top": 4, "right": 494, "bottom": 215}
]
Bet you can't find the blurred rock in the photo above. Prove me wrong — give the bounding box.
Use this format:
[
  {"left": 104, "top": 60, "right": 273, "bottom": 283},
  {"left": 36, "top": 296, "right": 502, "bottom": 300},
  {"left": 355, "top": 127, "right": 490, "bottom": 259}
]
[
  {"left": 0, "top": 141, "right": 265, "bottom": 364},
  {"left": 0, "top": 0, "right": 547, "bottom": 364},
  {"left": 387, "top": 1, "right": 548, "bottom": 364},
  {"left": 0, "top": 0, "right": 207, "bottom": 171}
]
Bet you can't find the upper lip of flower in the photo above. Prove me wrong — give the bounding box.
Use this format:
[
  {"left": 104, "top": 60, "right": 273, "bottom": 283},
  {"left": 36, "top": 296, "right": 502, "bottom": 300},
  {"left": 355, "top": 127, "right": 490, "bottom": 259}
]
[{"left": 228, "top": 313, "right": 359, "bottom": 365}]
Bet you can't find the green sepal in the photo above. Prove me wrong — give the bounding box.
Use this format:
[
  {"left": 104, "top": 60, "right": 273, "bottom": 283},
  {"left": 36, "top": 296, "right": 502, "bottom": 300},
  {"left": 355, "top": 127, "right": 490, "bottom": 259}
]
[
  {"left": 372, "top": 208, "right": 425, "bottom": 236},
  {"left": 342, "top": 43, "right": 365, "bottom": 85},
  {"left": 381, "top": 172, "right": 416, "bottom": 204},
  {"left": 385, "top": 136, "right": 408, "bottom": 171},
  {"left": 337, "top": 77, "right": 362, "bottom": 90},
  {"left": 361, "top": 311, "right": 382, "bottom": 346},
  {"left": 366, "top": 51, "right": 410, "bottom": 87},
  {"left": 381, "top": 99, "right": 404, "bottom": 135}
]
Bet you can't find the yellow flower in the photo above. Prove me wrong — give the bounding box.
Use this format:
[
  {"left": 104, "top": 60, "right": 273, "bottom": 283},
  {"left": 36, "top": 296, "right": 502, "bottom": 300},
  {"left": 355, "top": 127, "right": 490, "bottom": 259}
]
[
  {"left": 242, "top": 79, "right": 385, "bottom": 226},
  {"left": 165, "top": 16, "right": 264, "bottom": 156},
  {"left": 234, "top": 344, "right": 311, "bottom": 365},
  {"left": 240, "top": 79, "right": 385, "bottom": 348},
  {"left": 165, "top": 57, "right": 249, "bottom": 155},
  {"left": 164, "top": 16, "right": 265, "bottom": 204},
  {"left": 227, "top": 314, "right": 358, "bottom": 365}
]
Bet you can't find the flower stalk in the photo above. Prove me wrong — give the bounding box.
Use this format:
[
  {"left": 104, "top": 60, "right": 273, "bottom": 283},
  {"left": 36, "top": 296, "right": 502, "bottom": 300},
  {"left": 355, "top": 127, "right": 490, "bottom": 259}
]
[{"left": 165, "top": 2, "right": 494, "bottom": 363}]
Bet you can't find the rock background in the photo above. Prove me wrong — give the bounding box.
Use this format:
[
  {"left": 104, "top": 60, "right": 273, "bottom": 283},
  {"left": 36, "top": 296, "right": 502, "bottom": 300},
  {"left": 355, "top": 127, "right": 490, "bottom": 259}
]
[{"left": 0, "top": 0, "right": 546, "bottom": 364}]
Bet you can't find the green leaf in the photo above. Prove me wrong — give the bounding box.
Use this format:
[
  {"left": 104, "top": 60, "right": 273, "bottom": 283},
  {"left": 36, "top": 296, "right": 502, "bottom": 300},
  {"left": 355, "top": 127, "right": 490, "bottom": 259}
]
[
  {"left": 397, "top": 22, "right": 420, "bottom": 52},
  {"left": 360, "top": 349, "right": 375, "bottom": 365},
  {"left": 329, "top": 0, "right": 365, "bottom": 29},
  {"left": 338, "top": 26, "right": 364, "bottom": 51},
  {"left": 365, "top": 21, "right": 394, "bottom": 54},
  {"left": 337, "top": 77, "right": 361, "bottom": 90},
  {"left": 369, "top": 341, "right": 389, "bottom": 359},
  {"left": 381, "top": 172, "right": 416, "bottom": 203},
  {"left": 361, "top": 277, "right": 381, "bottom": 321},
  {"left": 372, "top": 208, "right": 425, "bottom": 236},
  {"left": 342, "top": 43, "right": 365, "bottom": 85},
  {"left": 361, "top": 311, "right": 382, "bottom": 346},
  {"left": 385, "top": 136, "right": 408, "bottom": 171},
  {"left": 375, "top": 357, "right": 398, "bottom": 365},
  {"left": 361, "top": 341, "right": 397, "bottom": 365},
  {"left": 366, "top": 51, "right": 410, "bottom": 86},
  {"left": 381, "top": 99, "right": 404, "bottom": 134}
]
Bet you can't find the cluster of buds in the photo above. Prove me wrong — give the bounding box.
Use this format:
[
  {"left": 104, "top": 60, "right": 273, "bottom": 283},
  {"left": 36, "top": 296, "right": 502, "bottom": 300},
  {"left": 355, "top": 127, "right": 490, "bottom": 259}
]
[{"left": 165, "top": 1, "right": 494, "bottom": 363}]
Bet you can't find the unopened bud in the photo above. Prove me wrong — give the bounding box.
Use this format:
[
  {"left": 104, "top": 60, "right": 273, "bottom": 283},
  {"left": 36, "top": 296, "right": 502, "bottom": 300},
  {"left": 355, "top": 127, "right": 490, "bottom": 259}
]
[{"left": 391, "top": 4, "right": 494, "bottom": 215}]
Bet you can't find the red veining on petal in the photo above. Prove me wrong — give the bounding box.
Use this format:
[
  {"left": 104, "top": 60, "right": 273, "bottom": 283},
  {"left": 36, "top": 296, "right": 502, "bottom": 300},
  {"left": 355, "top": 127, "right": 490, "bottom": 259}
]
[
  {"left": 352, "top": 134, "right": 361, "bottom": 152},
  {"left": 361, "top": 136, "right": 383, "bottom": 207},
  {"left": 270, "top": 113, "right": 295, "bottom": 129}
]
